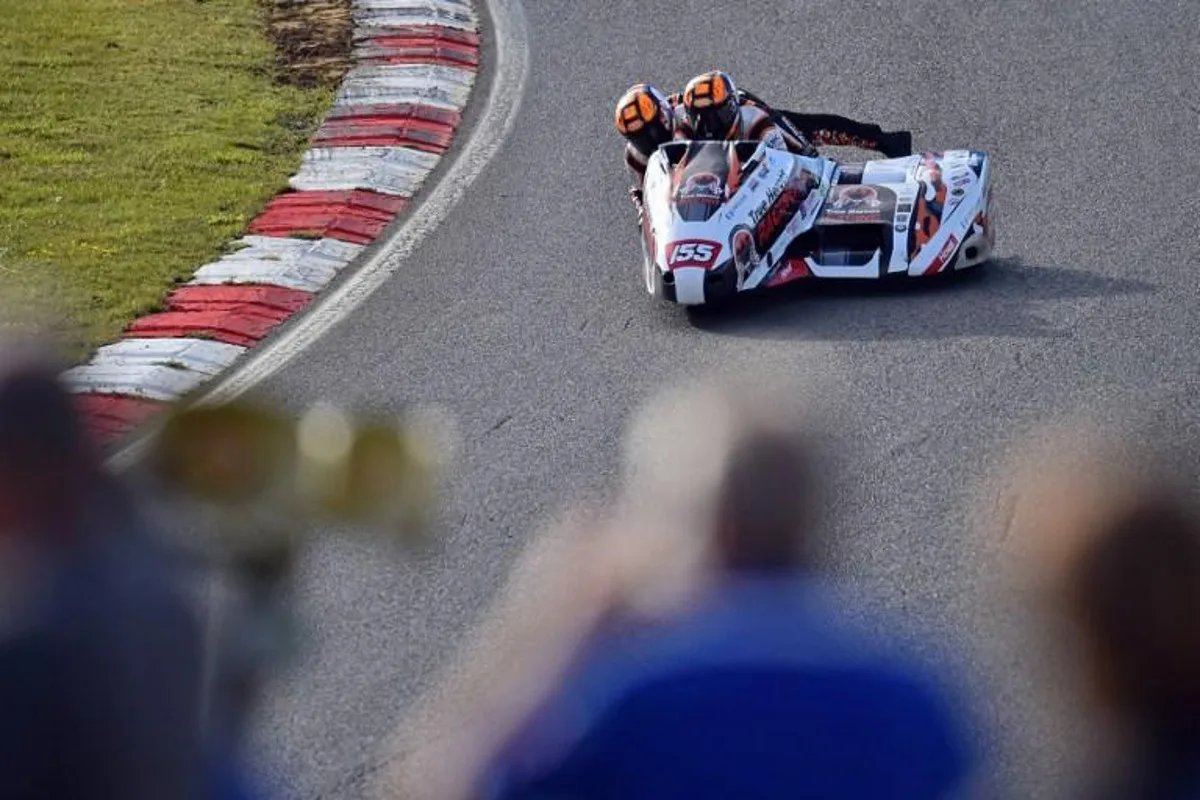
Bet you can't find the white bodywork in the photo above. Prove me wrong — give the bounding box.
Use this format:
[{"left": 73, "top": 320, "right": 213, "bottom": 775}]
[{"left": 639, "top": 140, "right": 994, "bottom": 305}]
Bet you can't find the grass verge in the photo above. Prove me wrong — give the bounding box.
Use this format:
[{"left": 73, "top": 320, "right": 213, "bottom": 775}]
[{"left": 0, "top": 0, "right": 353, "bottom": 361}]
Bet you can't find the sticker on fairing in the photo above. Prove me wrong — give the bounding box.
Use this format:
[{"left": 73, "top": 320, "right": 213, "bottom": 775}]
[
  {"left": 761, "top": 127, "right": 787, "bottom": 150},
  {"left": 665, "top": 239, "right": 721, "bottom": 269}
]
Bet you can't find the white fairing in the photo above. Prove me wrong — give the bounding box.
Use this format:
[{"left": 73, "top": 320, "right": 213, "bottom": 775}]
[
  {"left": 639, "top": 140, "right": 994, "bottom": 305},
  {"left": 672, "top": 267, "right": 708, "bottom": 305},
  {"left": 855, "top": 148, "right": 994, "bottom": 277},
  {"left": 642, "top": 141, "right": 834, "bottom": 304}
]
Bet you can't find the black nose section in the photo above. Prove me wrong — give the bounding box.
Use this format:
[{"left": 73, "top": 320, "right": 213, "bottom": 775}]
[{"left": 704, "top": 259, "right": 738, "bottom": 301}]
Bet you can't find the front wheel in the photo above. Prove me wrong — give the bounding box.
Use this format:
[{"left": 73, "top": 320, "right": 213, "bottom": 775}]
[{"left": 640, "top": 240, "right": 657, "bottom": 295}]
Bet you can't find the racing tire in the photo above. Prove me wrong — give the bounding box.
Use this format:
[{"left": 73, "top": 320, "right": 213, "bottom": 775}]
[{"left": 683, "top": 291, "right": 735, "bottom": 318}]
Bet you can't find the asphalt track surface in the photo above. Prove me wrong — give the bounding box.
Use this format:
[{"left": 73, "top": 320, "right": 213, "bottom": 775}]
[{"left": 236, "top": 1, "right": 1200, "bottom": 796}]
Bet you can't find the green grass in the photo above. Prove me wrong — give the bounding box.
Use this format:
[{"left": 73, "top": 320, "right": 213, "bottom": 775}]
[{"left": 0, "top": 0, "right": 338, "bottom": 360}]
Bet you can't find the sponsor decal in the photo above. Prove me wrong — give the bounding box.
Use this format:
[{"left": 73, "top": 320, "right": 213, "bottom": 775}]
[
  {"left": 747, "top": 177, "right": 786, "bottom": 225},
  {"left": 789, "top": 165, "right": 821, "bottom": 193},
  {"left": 729, "top": 225, "right": 759, "bottom": 284},
  {"left": 949, "top": 170, "right": 972, "bottom": 190},
  {"left": 821, "top": 184, "right": 895, "bottom": 224},
  {"left": 907, "top": 158, "right": 948, "bottom": 259},
  {"left": 775, "top": 187, "right": 825, "bottom": 247},
  {"left": 895, "top": 223, "right": 906, "bottom": 232},
  {"left": 762, "top": 128, "right": 787, "bottom": 150},
  {"left": 722, "top": 195, "right": 749, "bottom": 221},
  {"left": 897, "top": 202, "right": 913, "bottom": 214},
  {"left": 754, "top": 185, "right": 807, "bottom": 247},
  {"left": 863, "top": 166, "right": 909, "bottom": 184},
  {"left": 944, "top": 175, "right": 974, "bottom": 217},
  {"left": 677, "top": 172, "right": 724, "bottom": 202},
  {"left": 666, "top": 239, "right": 721, "bottom": 269},
  {"left": 785, "top": 168, "right": 822, "bottom": 223},
  {"left": 829, "top": 185, "right": 881, "bottom": 209},
  {"left": 924, "top": 234, "right": 959, "bottom": 275},
  {"left": 916, "top": 155, "right": 945, "bottom": 190},
  {"left": 765, "top": 258, "right": 810, "bottom": 288},
  {"left": 797, "top": 181, "right": 824, "bottom": 221},
  {"left": 967, "top": 151, "right": 986, "bottom": 177},
  {"left": 721, "top": 181, "right": 755, "bottom": 220},
  {"left": 738, "top": 164, "right": 820, "bottom": 233}
]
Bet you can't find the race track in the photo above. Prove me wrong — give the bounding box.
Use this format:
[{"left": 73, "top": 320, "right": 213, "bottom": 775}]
[{"left": 241, "top": 1, "right": 1200, "bottom": 796}]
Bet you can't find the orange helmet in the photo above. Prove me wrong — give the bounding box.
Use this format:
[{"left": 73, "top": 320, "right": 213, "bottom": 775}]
[
  {"left": 614, "top": 83, "right": 674, "bottom": 156},
  {"left": 682, "top": 71, "right": 740, "bottom": 140}
]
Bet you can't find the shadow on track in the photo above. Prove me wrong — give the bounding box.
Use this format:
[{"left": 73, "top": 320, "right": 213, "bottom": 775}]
[{"left": 673, "top": 258, "right": 1156, "bottom": 342}]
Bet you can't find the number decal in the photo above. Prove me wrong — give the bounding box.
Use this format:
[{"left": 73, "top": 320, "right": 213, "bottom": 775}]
[
  {"left": 671, "top": 242, "right": 714, "bottom": 262},
  {"left": 666, "top": 239, "right": 720, "bottom": 269}
]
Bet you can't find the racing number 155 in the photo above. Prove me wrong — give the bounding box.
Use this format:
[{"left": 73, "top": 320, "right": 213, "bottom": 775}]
[{"left": 667, "top": 239, "right": 719, "bottom": 268}]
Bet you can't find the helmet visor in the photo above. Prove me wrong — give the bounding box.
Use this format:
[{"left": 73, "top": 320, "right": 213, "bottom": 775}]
[
  {"left": 690, "top": 100, "right": 738, "bottom": 139},
  {"left": 628, "top": 120, "right": 672, "bottom": 156}
]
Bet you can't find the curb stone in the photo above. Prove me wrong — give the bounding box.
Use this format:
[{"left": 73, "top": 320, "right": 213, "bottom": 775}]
[{"left": 63, "top": 0, "right": 482, "bottom": 446}]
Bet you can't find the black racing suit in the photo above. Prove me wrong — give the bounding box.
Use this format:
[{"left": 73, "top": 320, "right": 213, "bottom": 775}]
[{"left": 737, "top": 89, "right": 913, "bottom": 158}]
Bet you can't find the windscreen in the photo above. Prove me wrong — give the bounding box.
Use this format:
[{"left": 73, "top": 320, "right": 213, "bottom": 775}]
[{"left": 671, "top": 141, "right": 732, "bottom": 223}]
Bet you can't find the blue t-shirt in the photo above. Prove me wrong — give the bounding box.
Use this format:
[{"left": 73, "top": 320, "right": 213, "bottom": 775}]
[{"left": 479, "top": 575, "right": 976, "bottom": 799}]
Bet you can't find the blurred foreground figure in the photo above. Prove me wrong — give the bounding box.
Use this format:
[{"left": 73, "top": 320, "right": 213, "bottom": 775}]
[
  {"left": 391, "top": 376, "right": 975, "bottom": 800},
  {"left": 0, "top": 340, "right": 207, "bottom": 799},
  {"left": 1007, "top": 431, "right": 1200, "bottom": 799}
]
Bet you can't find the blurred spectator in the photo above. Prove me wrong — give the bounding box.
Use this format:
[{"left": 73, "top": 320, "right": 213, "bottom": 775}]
[
  {"left": 389, "top": 376, "right": 977, "bottom": 800},
  {"left": 1006, "top": 431, "right": 1200, "bottom": 798},
  {"left": 0, "top": 338, "right": 208, "bottom": 799}
]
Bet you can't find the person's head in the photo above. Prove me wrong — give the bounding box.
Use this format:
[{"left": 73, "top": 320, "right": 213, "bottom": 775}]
[
  {"left": 710, "top": 424, "right": 819, "bottom": 573},
  {"left": 0, "top": 338, "right": 107, "bottom": 539},
  {"left": 1059, "top": 489, "right": 1200, "bottom": 738},
  {"left": 1006, "top": 430, "right": 1200, "bottom": 744},
  {"left": 682, "top": 71, "right": 740, "bottom": 140},
  {"left": 620, "top": 372, "right": 830, "bottom": 579},
  {"left": 614, "top": 83, "right": 675, "bottom": 158}
]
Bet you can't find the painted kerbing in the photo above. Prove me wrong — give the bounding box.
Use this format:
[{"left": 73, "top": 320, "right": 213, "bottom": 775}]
[{"left": 64, "top": 0, "right": 482, "bottom": 445}]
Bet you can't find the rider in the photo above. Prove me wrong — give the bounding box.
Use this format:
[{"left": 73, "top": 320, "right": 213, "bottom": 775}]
[
  {"left": 613, "top": 76, "right": 808, "bottom": 217},
  {"left": 676, "top": 70, "right": 909, "bottom": 157},
  {"left": 675, "top": 71, "right": 814, "bottom": 156},
  {"left": 613, "top": 82, "right": 684, "bottom": 186},
  {"left": 613, "top": 75, "right": 810, "bottom": 189},
  {"left": 613, "top": 72, "right": 911, "bottom": 213}
]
